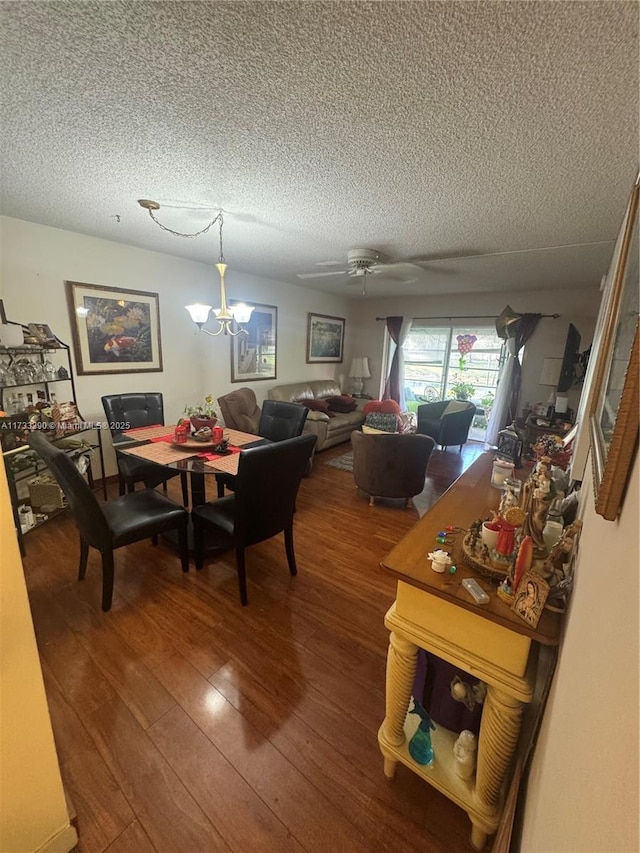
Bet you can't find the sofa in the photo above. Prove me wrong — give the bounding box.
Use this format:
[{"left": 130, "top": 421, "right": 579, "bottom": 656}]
[{"left": 268, "top": 379, "right": 366, "bottom": 451}]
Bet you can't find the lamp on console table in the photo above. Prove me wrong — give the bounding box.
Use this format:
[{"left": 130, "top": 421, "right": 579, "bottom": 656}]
[{"left": 349, "top": 356, "right": 371, "bottom": 396}]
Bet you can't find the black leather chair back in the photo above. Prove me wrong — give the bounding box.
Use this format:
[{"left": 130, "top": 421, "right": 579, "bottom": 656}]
[
  {"left": 258, "top": 400, "right": 309, "bottom": 443},
  {"left": 233, "top": 433, "right": 316, "bottom": 547},
  {"left": 101, "top": 393, "right": 165, "bottom": 438},
  {"left": 28, "top": 431, "right": 111, "bottom": 551}
]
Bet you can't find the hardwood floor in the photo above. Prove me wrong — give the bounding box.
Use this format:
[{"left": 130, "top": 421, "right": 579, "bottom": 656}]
[{"left": 23, "top": 440, "right": 486, "bottom": 853}]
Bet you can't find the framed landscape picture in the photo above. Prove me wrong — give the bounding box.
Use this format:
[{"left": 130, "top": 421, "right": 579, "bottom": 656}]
[
  {"left": 230, "top": 301, "right": 277, "bottom": 382},
  {"left": 65, "top": 281, "right": 163, "bottom": 375},
  {"left": 306, "top": 313, "right": 345, "bottom": 363}
]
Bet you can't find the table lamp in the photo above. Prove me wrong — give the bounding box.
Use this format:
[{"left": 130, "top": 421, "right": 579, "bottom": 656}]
[{"left": 349, "top": 356, "right": 371, "bottom": 395}]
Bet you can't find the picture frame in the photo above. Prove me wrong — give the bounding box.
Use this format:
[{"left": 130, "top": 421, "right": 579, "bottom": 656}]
[
  {"left": 230, "top": 301, "right": 277, "bottom": 383},
  {"left": 306, "top": 313, "right": 345, "bottom": 363},
  {"left": 589, "top": 177, "right": 639, "bottom": 520},
  {"left": 511, "top": 571, "right": 550, "bottom": 628},
  {"left": 27, "top": 323, "right": 57, "bottom": 346},
  {"left": 65, "top": 281, "right": 163, "bottom": 375}
]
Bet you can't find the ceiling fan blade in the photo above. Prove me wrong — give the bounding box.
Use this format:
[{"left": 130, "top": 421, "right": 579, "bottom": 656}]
[
  {"left": 296, "top": 270, "right": 348, "bottom": 279},
  {"left": 404, "top": 239, "right": 615, "bottom": 266}
]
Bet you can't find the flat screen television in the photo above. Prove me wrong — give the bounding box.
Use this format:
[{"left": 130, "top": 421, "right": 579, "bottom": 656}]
[{"left": 557, "top": 323, "right": 581, "bottom": 392}]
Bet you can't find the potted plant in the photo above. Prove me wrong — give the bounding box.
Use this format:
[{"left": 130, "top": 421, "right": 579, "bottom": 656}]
[
  {"left": 183, "top": 394, "right": 218, "bottom": 431},
  {"left": 449, "top": 381, "right": 475, "bottom": 401}
]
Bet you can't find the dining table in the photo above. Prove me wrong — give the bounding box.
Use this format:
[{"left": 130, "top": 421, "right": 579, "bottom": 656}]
[{"left": 113, "top": 424, "right": 270, "bottom": 552}]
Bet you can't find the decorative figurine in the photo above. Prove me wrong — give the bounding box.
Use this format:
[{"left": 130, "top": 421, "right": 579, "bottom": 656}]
[
  {"left": 453, "top": 730, "right": 478, "bottom": 780},
  {"left": 408, "top": 701, "right": 436, "bottom": 766},
  {"left": 428, "top": 549, "right": 452, "bottom": 574}
]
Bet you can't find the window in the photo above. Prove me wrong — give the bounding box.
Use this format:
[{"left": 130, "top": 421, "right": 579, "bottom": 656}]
[{"left": 403, "top": 323, "right": 504, "bottom": 440}]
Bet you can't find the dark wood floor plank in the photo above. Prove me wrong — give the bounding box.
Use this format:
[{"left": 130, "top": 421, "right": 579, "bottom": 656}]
[
  {"left": 209, "top": 659, "right": 467, "bottom": 853},
  {"left": 84, "top": 695, "right": 230, "bottom": 852},
  {"left": 60, "top": 745, "right": 135, "bottom": 853},
  {"left": 29, "top": 588, "right": 117, "bottom": 716},
  {"left": 103, "top": 821, "right": 156, "bottom": 853},
  {"left": 148, "top": 704, "right": 304, "bottom": 853},
  {"left": 154, "top": 653, "right": 372, "bottom": 853},
  {"left": 22, "top": 440, "right": 486, "bottom": 852},
  {"left": 74, "top": 624, "right": 176, "bottom": 730},
  {"left": 117, "top": 582, "right": 230, "bottom": 679}
]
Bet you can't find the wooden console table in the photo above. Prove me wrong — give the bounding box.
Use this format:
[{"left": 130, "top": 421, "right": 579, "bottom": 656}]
[{"left": 378, "top": 452, "right": 561, "bottom": 850}]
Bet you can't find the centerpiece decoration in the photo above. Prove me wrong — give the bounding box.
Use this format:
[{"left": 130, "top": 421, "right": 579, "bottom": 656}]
[{"left": 183, "top": 394, "right": 218, "bottom": 432}]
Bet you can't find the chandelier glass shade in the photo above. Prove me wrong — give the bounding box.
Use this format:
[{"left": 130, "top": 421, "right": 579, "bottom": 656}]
[{"left": 138, "top": 200, "right": 254, "bottom": 336}]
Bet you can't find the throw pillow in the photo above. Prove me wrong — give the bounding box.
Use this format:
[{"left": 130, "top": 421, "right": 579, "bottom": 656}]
[
  {"left": 326, "top": 395, "right": 358, "bottom": 413},
  {"left": 298, "top": 398, "right": 335, "bottom": 418},
  {"left": 299, "top": 397, "right": 329, "bottom": 413},
  {"left": 364, "top": 412, "right": 398, "bottom": 433},
  {"left": 363, "top": 399, "right": 401, "bottom": 416}
]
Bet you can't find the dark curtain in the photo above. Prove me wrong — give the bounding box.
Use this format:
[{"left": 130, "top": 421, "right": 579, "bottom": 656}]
[
  {"left": 508, "top": 313, "right": 541, "bottom": 423},
  {"left": 383, "top": 316, "right": 403, "bottom": 403}
]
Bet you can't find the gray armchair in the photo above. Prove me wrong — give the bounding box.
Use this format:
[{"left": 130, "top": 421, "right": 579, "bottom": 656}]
[
  {"left": 351, "top": 430, "right": 435, "bottom": 507},
  {"left": 416, "top": 400, "right": 477, "bottom": 451}
]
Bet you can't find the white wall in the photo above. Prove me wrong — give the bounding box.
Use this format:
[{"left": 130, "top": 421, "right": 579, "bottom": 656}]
[
  {"left": 0, "top": 216, "right": 349, "bottom": 474},
  {"left": 347, "top": 290, "right": 600, "bottom": 414},
  {"left": 521, "top": 451, "right": 639, "bottom": 852}
]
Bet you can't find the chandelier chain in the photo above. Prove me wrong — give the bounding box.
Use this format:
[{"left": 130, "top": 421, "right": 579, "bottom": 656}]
[{"left": 146, "top": 207, "right": 223, "bottom": 242}]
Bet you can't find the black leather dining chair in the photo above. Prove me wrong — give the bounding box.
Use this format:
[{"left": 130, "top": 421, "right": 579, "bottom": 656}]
[
  {"left": 216, "top": 399, "right": 309, "bottom": 498},
  {"left": 193, "top": 433, "right": 317, "bottom": 605},
  {"left": 28, "top": 431, "right": 189, "bottom": 612},
  {"left": 102, "top": 392, "right": 188, "bottom": 504}
]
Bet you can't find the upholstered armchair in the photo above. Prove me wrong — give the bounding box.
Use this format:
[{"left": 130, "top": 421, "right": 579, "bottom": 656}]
[
  {"left": 351, "top": 430, "right": 435, "bottom": 507},
  {"left": 218, "top": 387, "right": 261, "bottom": 433},
  {"left": 416, "top": 400, "right": 477, "bottom": 451}
]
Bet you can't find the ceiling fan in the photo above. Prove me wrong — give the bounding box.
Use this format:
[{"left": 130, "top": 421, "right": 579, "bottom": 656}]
[
  {"left": 296, "top": 239, "right": 617, "bottom": 291},
  {"left": 296, "top": 248, "right": 425, "bottom": 294}
]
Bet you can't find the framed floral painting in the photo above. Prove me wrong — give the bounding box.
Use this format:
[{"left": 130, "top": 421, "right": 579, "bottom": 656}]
[{"left": 65, "top": 281, "right": 163, "bottom": 375}]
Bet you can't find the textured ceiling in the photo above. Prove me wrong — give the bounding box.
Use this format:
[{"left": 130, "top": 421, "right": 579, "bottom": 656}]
[{"left": 1, "top": 1, "right": 638, "bottom": 298}]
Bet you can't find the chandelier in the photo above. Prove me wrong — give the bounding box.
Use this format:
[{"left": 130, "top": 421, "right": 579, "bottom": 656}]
[{"left": 138, "top": 200, "right": 254, "bottom": 336}]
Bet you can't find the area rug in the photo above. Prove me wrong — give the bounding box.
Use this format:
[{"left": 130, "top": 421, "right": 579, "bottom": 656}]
[
  {"left": 326, "top": 452, "right": 353, "bottom": 472},
  {"left": 326, "top": 452, "right": 441, "bottom": 518}
]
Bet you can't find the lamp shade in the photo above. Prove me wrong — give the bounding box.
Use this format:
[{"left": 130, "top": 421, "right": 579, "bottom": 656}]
[
  {"left": 186, "top": 303, "right": 212, "bottom": 324},
  {"left": 230, "top": 303, "right": 255, "bottom": 324},
  {"left": 349, "top": 356, "right": 371, "bottom": 378}
]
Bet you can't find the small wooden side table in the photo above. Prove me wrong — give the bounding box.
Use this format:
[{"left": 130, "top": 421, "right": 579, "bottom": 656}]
[{"left": 378, "top": 453, "right": 561, "bottom": 849}]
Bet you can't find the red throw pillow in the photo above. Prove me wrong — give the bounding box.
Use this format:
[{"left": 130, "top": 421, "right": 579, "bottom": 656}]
[
  {"left": 325, "top": 395, "right": 358, "bottom": 413},
  {"left": 363, "top": 399, "right": 401, "bottom": 416},
  {"left": 297, "top": 398, "right": 335, "bottom": 417}
]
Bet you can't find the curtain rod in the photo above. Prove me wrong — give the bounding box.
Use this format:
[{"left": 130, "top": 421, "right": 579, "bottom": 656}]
[{"left": 375, "top": 314, "right": 560, "bottom": 321}]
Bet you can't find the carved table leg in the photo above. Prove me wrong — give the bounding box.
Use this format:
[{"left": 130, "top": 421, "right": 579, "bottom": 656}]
[
  {"left": 472, "top": 684, "right": 525, "bottom": 846},
  {"left": 378, "top": 631, "right": 419, "bottom": 778}
]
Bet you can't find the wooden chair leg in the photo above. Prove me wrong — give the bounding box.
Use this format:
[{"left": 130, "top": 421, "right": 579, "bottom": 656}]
[
  {"left": 178, "top": 523, "right": 189, "bottom": 572},
  {"left": 78, "top": 535, "right": 89, "bottom": 580},
  {"left": 101, "top": 550, "right": 115, "bottom": 612},
  {"left": 235, "top": 546, "right": 248, "bottom": 605},
  {"left": 193, "top": 518, "right": 205, "bottom": 571},
  {"left": 284, "top": 525, "right": 298, "bottom": 576},
  {"left": 180, "top": 472, "right": 189, "bottom": 506}
]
